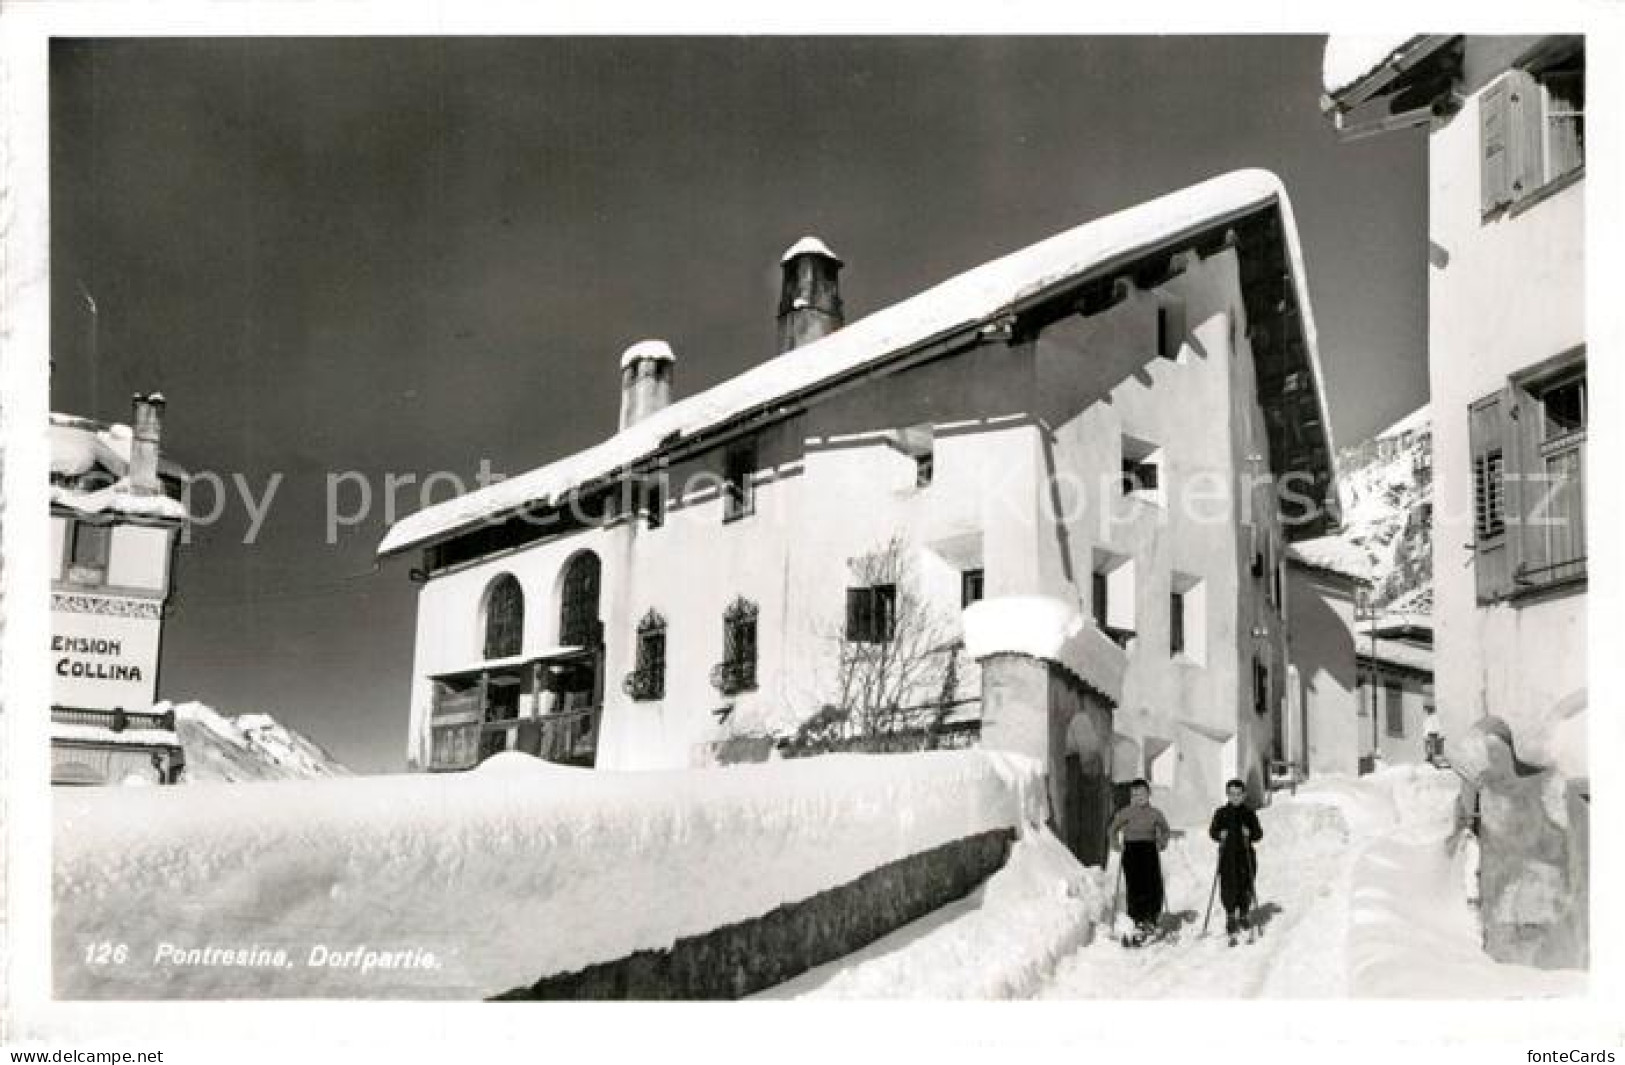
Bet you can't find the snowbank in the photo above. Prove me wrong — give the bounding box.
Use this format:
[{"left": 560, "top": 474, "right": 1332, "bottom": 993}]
[
  {"left": 1303, "top": 767, "right": 1586, "bottom": 998},
  {"left": 1349, "top": 833, "right": 1583, "bottom": 997},
  {"left": 762, "top": 828, "right": 1104, "bottom": 999},
  {"left": 55, "top": 749, "right": 1042, "bottom": 999}
]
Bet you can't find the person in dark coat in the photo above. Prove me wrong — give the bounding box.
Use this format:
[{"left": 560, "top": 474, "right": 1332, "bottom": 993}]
[
  {"left": 1208, "top": 778, "right": 1263, "bottom": 943},
  {"left": 1108, "top": 779, "right": 1171, "bottom": 941}
]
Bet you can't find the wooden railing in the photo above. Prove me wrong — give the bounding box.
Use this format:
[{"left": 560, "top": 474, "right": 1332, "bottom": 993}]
[{"left": 51, "top": 706, "right": 176, "bottom": 733}]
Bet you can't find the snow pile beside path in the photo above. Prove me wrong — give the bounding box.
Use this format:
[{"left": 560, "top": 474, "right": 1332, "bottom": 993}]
[
  {"left": 1302, "top": 767, "right": 1586, "bottom": 998},
  {"left": 55, "top": 749, "right": 1040, "bottom": 999},
  {"left": 1349, "top": 833, "right": 1583, "bottom": 998},
  {"left": 762, "top": 829, "right": 1105, "bottom": 999}
]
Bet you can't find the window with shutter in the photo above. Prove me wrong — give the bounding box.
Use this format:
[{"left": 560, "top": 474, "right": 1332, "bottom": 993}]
[
  {"left": 1480, "top": 77, "right": 1513, "bottom": 215},
  {"left": 1469, "top": 390, "right": 1517, "bottom": 602},
  {"left": 1484, "top": 45, "right": 1585, "bottom": 218},
  {"left": 1514, "top": 366, "right": 1586, "bottom": 589},
  {"left": 1505, "top": 69, "right": 1545, "bottom": 203}
]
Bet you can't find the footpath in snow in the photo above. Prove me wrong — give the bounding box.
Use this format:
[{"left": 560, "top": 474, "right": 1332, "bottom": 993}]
[{"left": 772, "top": 766, "right": 1585, "bottom": 999}]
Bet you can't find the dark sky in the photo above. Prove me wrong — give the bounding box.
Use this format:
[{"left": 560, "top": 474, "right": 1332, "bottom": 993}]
[{"left": 50, "top": 37, "right": 1427, "bottom": 773}]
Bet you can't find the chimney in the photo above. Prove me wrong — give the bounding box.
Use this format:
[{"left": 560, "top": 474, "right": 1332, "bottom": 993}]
[
  {"left": 777, "top": 237, "right": 844, "bottom": 353},
  {"left": 128, "top": 392, "right": 166, "bottom": 495},
  {"left": 618, "top": 340, "right": 676, "bottom": 431}
]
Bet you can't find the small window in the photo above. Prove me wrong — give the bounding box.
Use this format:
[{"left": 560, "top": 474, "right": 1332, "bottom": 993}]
[
  {"left": 1157, "top": 298, "right": 1187, "bottom": 361},
  {"left": 1384, "top": 682, "right": 1405, "bottom": 738},
  {"left": 1092, "top": 554, "right": 1135, "bottom": 647},
  {"left": 624, "top": 610, "right": 666, "bottom": 701},
  {"left": 712, "top": 597, "right": 758, "bottom": 695},
  {"left": 1169, "top": 575, "right": 1206, "bottom": 664},
  {"left": 895, "top": 424, "right": 935, "bottom": 491},
  {"left": 846, "top": 585, "right": 898, "bottom": 644},
  {"left": 1253, "top": 659, "right": 1270, "bottom": 716},
  {"left": 723, "top": 439, "right": 757, "bottom": 522},
  {"left": 642, "top": 478, "right": 664, "bottom": 529},
  {"left": 1120, "top": 435, "right": 1164, "bottom": 503},
  {"left": 68, "top": 522, "right": 111, "bottom": 584},
  {"left": 961, "top": 568, "right": 985, "bottom": 608},
  {"left": 915, "top": 452, "right": 934, "bottom": 488},
  {"left": 1121, "top": 457, "right": 1159, "bottom": 495}
]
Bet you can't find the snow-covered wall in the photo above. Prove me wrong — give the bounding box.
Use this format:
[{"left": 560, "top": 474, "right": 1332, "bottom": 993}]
[{"left": 54, "top": 748, "right": 1043, "bottom": 999}]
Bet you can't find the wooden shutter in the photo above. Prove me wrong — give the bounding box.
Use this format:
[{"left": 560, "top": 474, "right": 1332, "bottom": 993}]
[
  {"left": 1505, "top": 68, "right": 1545, "bottom": 203},
  {"left": 1469, "top": 389, "right": 1518, "bottom": 602},
  {"left": 1480, "top": 76, "right": 1513, "bottom": 214},
  {"left": 1509, "top": 384, "right": 1547, "bottom": 584}
]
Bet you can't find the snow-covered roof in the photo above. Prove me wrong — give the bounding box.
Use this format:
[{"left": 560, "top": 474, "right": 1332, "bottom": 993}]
[
  {"left": 380, "top": 168, "right": 1332, "bottom": 558},
  {"left": 619, "top": 339, "right": 677, "bottom": 369},
  {"left": 1288, "top": 536, "right": 1375, "bottom": 582},
  {"left": 1376, "top": 404, "right": 1429, "bottom": 441},
  {"left": 52, "top": 722, "right": 181, "bottom": 749},
  {"left": 51, "top": 480, "right": 188, "bottom": 522},
  {"left": 1321, "top": 35, "right": 1427, "bottom": 97},
  {"left": 49, "top": 413, "right": 134, "bottom": 479},
  {"left": 1359, "top": 637, "right": 1433, "bottom": 676},
  {"left": 781, "top": 236, "right": 841, "bottom": 264}
]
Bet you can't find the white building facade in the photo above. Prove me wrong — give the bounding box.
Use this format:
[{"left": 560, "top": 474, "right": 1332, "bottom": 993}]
[
  {"left": 1323, "top": 34, "right": 1587, "bottom": 967},
  {"left": 381, "top": 170, "right": 1340, "bottom": 843}
]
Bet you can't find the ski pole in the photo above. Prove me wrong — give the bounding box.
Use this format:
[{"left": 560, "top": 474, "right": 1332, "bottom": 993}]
[
  {"left": 1200, "top": 847, "right": 1221, "bottom": 937},
  {"left": 1112, "top": 850, "right": 1125, "bottom": 924}
]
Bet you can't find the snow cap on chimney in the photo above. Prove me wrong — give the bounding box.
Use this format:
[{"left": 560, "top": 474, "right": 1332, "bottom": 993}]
[
  {"left": 618, "top": 340, "right": 676, "bottom": 431},
  {"left": 777, "top": 236, "right": 844, "bottom": 353}
]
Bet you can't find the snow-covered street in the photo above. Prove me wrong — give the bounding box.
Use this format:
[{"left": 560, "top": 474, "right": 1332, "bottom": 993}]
[
  {"left": 1038, "top": 785, "right": 1373, "bottom": 998},
  {"left": 775, "top": 766, "right": 1584, "bottom": 1000}
]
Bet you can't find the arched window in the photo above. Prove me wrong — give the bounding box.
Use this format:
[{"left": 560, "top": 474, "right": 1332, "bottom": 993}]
[
  {"left": 483, "top": 575, "right": 524, "bottom": 660},
  {"left": 559, "top": 552, "right": 603, "bottom": 647}
]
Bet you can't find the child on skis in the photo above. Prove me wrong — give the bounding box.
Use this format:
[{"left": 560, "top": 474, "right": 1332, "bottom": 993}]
[
  {"left": 1108, "top": 778, "right": 1171, "bottom": 945},
  {"left": 1208, "top": 778, "right": 1263, "bottom": 945}
]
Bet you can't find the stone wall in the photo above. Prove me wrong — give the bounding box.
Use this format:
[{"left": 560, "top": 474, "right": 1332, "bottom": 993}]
[{"left": 494, "top": 828, "right": 1014, "bottom": 999}]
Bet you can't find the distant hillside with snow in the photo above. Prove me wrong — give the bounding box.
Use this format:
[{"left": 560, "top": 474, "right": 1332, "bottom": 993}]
[
  {"left": 163, "top": 701, "right": 350, "bottom": 782},
  {"left": 1333, "top": 406, "right": 1433, "bottom": 613}
]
